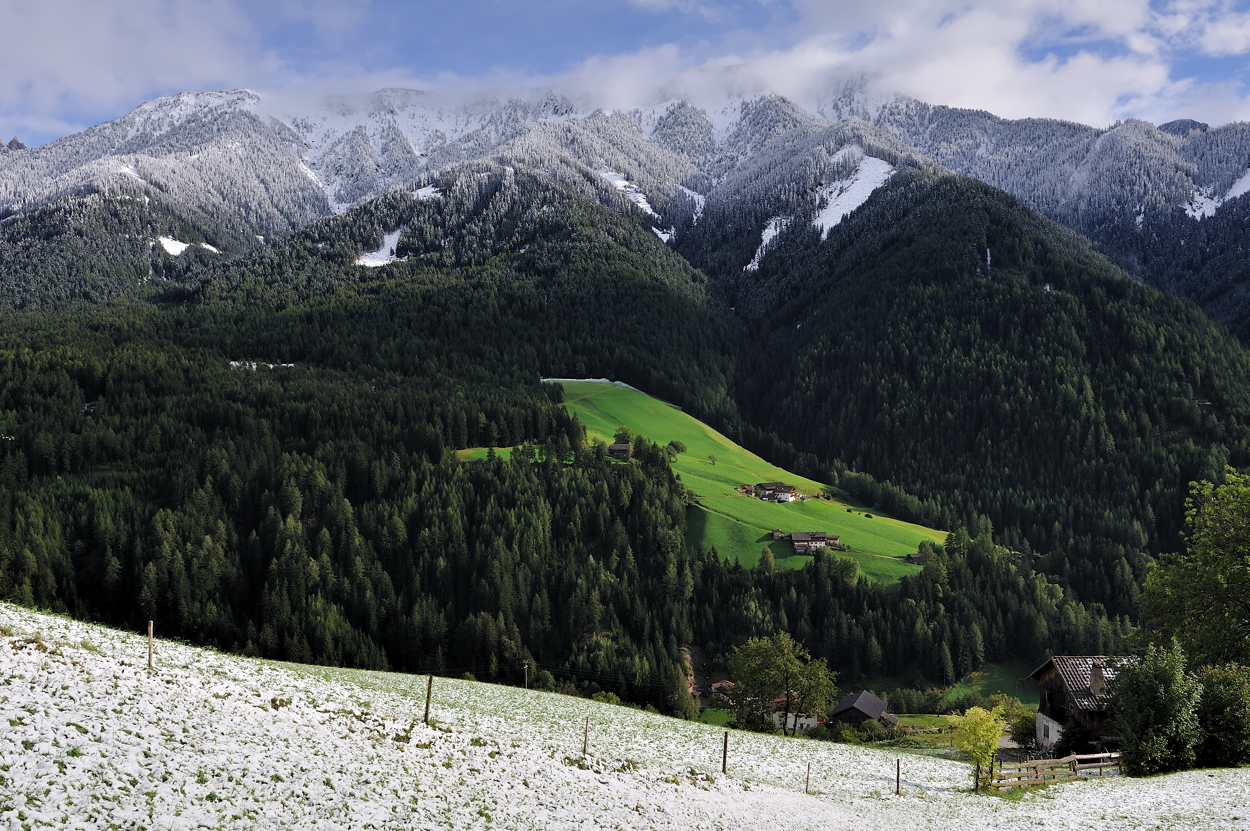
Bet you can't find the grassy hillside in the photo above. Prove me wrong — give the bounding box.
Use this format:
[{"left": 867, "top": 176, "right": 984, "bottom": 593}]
[
  {"left": 3, "top": 603, "right": 1245, "bottom": 830},
  {"left": 556, "top": 379, "right": 945, "bottom": 583}
]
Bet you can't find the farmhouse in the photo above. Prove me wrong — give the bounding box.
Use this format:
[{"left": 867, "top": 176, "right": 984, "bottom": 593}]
[
  {"left": 788, "top": 531, "right": 838, "bottom": 554},
  {"left": 828, "top": 690, "right": 899, "bottom": 729},
  {"left": 708, "top": 679, "right": 735, "bottom": 703},
  {"left": 755, "top": 482, "right": 797, "bottom": 502},
  {"left": 767, "top": 693, "right": 825, "bottom": 733},
  {"left": 1027, "top": 655, "right": 1120, "bottom": 751},
  {"left": 906, "top": 551, "right": 926, "bottom": 565},
  {"left": 607, "top": 443, "right": 632, "bottom": 461}
]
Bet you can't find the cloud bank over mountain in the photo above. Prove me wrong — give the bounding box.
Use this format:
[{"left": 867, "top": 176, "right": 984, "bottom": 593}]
[{"left": 5, "top": 0, "right": 1250, "bottom": 146}]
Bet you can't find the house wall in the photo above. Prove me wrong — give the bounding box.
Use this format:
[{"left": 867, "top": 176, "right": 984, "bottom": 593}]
[
  {"left": 1036, "top": 668, "right": 1069, "bottom": 725},
  {"left": 1036, "top": 711, "right": 1063, "bottom": 751},
  {"left": 771, "top": 712, "right": 819, "bottom": 733}
]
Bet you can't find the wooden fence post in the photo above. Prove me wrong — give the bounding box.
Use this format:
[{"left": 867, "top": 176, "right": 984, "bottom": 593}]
[
  {"left": 583, "top": 714, "right": 590, "bottom": 756},
  {"left": 424, "top": 675, "right": 433, "bottom": 724},
  {"left": 806, "top": 761, "right": 811, "bottom": 795},
  {"left": 147, "top": 620, "right": 153, "bottom": 671},
  {"left": 722, "top": 731, "right": 728, "bottom": 775},
  {"left": 896, "top": 758, "right": 900, "bottom": 795}
]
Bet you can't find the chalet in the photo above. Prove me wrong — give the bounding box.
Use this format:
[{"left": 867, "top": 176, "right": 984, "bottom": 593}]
[
  {"left": 709, "top": 679, "right": 735, "bottom": 703},
  {"left": 906, "top": 551, "right": 926, "bottom": 565},
  {"left": 1027, "top": 655, "right": 1120, "bottom": 751},
  {"left": 788, "top": 531, "right": 837, "bottom": 554},
  {"left": 607, "top": 443, "right": 632, "bottom": 462},
  {"left": 828, "top": 690, "right": 899, "bottom": 729}
]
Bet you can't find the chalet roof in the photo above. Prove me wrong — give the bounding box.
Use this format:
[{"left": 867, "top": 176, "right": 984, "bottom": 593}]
[
  {"left": 757, "top": 481, "right": 786, "bottom": 490},
  {"left": 1027, "top": 655, "right": 1120, "bottom": 712},
  {"left": 830, "top": 690, "right": 890, "bottom": 721},
  {"left": 608, "top": 443, "right": 630, "bottom": 451},
  {"left": 791, "top": 532, "right": 812, "bottom": 542}
]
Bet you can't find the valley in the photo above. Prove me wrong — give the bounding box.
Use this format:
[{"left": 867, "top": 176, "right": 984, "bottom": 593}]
[{"left": 0, "top": 80, "right": 1247, "bottom": 820}]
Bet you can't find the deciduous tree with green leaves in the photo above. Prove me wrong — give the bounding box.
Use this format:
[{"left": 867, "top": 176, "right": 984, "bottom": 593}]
[
  {"left": 1142, "top": 469, "right": 1250, "bottom": 667},
  {"left": 728, "top": 632, "right": 838, "bottom": 736},
  {"left": 950, "top": 706, "right": 1004, "bottom": 787}
]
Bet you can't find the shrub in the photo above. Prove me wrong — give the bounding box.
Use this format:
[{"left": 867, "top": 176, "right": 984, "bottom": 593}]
[
  {"left": 591, "top": 691, "right": 623, "bottom": 706},
  {"left": 828, "top": 722, "right": 864, "bottom": 743},
  {"left": 859, "top": 718, "right": 887, "bottom": 741},
  {"left": 1113, "top": 642, "right": 1203, "bottom": 776},
  {"left": 1196, "top": 663, "right": 1250, "bottom": 768},
  {"left": 1009, "top": 712, "right": 1037, "bottom": 751}
]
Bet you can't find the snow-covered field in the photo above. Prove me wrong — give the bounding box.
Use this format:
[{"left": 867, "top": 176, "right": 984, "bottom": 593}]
[{"left": 1, "top": 604, "right": 1246, "bottom": 830}]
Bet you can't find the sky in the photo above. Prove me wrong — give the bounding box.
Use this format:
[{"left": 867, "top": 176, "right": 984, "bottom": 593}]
[{"left": 3, "top": 0, "right": 1250, "bottom": 146}]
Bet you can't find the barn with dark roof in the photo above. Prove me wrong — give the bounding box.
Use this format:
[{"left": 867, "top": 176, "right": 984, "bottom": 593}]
[{"left": 828, "top": 690, "right": 899, "bottom": 729}]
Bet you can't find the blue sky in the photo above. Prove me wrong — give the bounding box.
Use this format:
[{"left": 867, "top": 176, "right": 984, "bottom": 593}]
[{"left": 3, "top": 0, "right": 1250, "bottom": 145}]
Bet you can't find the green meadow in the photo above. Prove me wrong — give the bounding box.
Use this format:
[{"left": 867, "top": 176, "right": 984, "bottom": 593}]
[
  {"left": 943, "top": 659, "right": 1040, "bottom": 708},
  {"left": 555, "top": 379, "right": 946, "bottom": 584}
]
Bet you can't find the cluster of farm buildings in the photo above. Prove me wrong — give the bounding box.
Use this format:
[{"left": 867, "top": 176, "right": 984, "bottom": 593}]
[
  {"left": 697, "top": 654, "right": 1121, "bottom": 753},
  {"left": 700, "top": 681, "right": 900, "bottom": 733},
  {"left": 738, "top": 481, "right": 803, "bottom": 502}
]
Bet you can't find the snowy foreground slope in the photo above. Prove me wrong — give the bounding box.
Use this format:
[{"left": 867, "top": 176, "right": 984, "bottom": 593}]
[{"left": 0, "top": 604, "right": 1245, "bottom": 831}]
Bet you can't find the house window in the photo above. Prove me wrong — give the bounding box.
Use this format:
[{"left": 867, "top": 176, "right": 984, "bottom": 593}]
[{"left": 1043, "top": 724, "right": 1050, "bottom": 739}]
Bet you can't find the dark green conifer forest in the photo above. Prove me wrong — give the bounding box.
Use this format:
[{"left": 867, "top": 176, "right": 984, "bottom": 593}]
[{"left": 0, "top": 163, "right": 1245, "bottom": 712}]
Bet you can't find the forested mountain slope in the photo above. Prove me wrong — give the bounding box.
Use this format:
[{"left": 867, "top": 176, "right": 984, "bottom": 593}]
[
  {"left": 722, "top": 168, "right": 1250, "bottom": 618},
  {"left": 6, "top": 84, "right": 1250, "bottom": 338},
  {"left": 0, "top": 168, "right": 1124, "bottom": 697}
]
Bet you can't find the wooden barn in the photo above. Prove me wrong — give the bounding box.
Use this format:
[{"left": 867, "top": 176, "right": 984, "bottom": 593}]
[
  {"left": 828, "top": 690, "right": 899, "bottom": 729},
  {"left": 1027, "top": 655, "right": 1120, "bottom": 751}
]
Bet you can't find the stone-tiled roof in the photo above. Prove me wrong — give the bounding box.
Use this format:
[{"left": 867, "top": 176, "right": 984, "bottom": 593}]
[{"left": 1028, "top": 655, "right": 1120, "bottom": 712}]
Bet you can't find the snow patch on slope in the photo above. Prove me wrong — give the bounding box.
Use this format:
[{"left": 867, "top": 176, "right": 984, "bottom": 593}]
[
  {"left": 1227, "top": 169, "right": 1250, "bottom": 202},
  {"left": 598, "top": 168, "right": 660, "bottom": 218},
  {"left": 744, "top": 216, "right": 787, "bottom": 272},
  {"left": 157, "top": 236, "right": 189, "bottom": 255},
  {"left": 1186, "top": 169, "right": 1250, "bottom": 219},
  {"left": 356, "top": 227, "right": 404, "bottom": 267},
  {"left": 1187, "top": 187, "right": 1222, "bottom": 219},
  {"left": 158, "top": 236, "right": 218, "bottom": 255},
  {"left": 414, "top": 184, "right": 442, "bottom": 200},
  {"left": 681, "top": 186, "right": 705, "bottom": 225},
  {"left": 813, "top": 147, "right": 895, "bottom": 240}
]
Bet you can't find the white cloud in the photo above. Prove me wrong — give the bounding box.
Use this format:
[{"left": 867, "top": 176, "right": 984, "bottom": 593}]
[
  {"left": 0, "top": 0, "right": 270, "bottom": 141},
  {"left": 7, "top": 0, "right": 1250, "bottom": 146}
]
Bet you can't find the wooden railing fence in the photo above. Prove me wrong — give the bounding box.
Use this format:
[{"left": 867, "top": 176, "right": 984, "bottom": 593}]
[{"left": 981, "top": 752, "right": 1122, "bottom": 790}]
